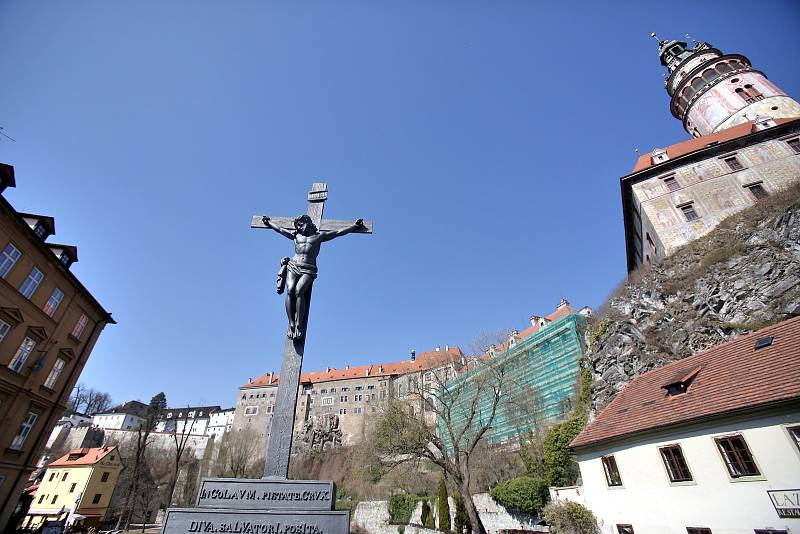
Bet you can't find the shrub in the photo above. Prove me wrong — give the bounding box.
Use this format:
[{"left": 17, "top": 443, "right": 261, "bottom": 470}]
[
  {"left": 489, "top": 476, "right": 548, "bottom": 515},
  {"left": 389, "top": 494, "right": 420, "bottom": 525},
  {"left": 542, "top": 501, "right": 600, "bottom": 534},
  {"left": 543, "top": 413, "right": 586, "bottom": 487},
  {"left": 437, "top": 478, "right": 451, "bottom": 531},
  {"left": 453, "top": 494, "right": 470, "bottom": 534}
]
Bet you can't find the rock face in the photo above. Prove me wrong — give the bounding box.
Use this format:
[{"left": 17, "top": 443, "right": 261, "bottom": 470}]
[
  {"left": 295, "top": 414, "right": 343, "bottom": 453},
  {"left": 588, "top": 194, "right": 800, "bottom": 411}
]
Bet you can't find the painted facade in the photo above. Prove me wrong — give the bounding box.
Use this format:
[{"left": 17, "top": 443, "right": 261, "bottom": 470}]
[{"left": 24, "top": 447, "right": 122, "bottom": 529}]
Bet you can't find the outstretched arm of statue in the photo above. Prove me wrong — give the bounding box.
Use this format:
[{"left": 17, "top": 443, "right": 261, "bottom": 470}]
[
  {"left": 319, "top": 219, "right": 365, "bottom": 242},
  {"left": 262, "top": 216, "right": 296, "bottom": 240}
]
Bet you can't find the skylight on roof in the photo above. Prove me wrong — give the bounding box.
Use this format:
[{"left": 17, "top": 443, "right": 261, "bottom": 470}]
[{"left": 754, "top": 336, "right": 774, "bottom": 350}]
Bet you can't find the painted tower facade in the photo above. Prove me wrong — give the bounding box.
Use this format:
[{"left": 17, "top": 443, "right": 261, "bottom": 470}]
[
  {"left": 619, "top": 36, "right": 800, "bottom": 271},
  {"left": 654, "top": 34, "right": 800, "bottom": 137}
]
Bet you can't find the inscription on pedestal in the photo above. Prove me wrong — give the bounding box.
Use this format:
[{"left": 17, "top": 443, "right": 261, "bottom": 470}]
[
  {"left": 196, "top": 479, "right": 335, "bottom": 511},
  {"left": 162, "top": 508, "right": 349, "bottom": 534}
]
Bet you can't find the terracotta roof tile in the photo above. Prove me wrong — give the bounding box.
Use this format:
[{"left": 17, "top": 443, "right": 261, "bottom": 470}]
[
  {"left": 630, "top": 118, "right": 800, "bottom": 173},
  {"left": 48, "top": 446, "right": 117, "bottom": 467},
  {"left": 243, "top": 347, "right": 464, "bottom": 389},
  {"left": 570, "top": 317, "right": 800, "bottom": 449}
]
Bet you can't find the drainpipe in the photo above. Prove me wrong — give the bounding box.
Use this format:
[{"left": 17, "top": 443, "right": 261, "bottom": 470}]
[{"left": 1, "top": 312, "right": 113, "bottom": 532}]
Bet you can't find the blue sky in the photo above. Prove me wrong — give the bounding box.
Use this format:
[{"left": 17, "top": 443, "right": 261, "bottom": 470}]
[{"left": 1, "top": 1, "right": 798, "bottom": 409}]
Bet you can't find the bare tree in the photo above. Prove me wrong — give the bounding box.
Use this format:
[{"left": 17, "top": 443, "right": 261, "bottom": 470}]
[
  {"left": 213, "top": 429, "right": 261, "bottom": 478},
  {"left": 373, "top": 354, "right": 537, "bottom": 534},
  {"left": 68, "top": 383, "right": 113, "bottom": 415},
  {"left": 167, "top": 407, "right": 199, "bottom": 506}
]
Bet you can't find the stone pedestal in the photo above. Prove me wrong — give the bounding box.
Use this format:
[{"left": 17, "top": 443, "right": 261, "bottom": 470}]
[{"left": 161, "top": 478, "right": 349, "bottom": 534}]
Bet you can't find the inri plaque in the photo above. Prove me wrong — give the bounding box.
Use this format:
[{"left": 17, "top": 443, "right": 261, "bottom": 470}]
[
  {"left": 161, "top": 508, "right": 349, "bottom": 534},
  {"left": 196, "top": 478, "right": 335, "bottom": 511}
]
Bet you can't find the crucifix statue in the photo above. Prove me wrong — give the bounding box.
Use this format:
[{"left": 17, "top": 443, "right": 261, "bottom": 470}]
[{"left": 251, "top": 182, "right": 371, "bottom": 478}]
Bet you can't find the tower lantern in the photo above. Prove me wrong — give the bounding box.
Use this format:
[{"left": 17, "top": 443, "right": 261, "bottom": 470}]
[{"left": 652, "top": 34, "right": 800, "bottom": 137}]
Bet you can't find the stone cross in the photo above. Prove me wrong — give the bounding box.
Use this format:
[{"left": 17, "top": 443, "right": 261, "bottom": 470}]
[{"left": 251, "top": 182, "right": 371, "bottom": 478}]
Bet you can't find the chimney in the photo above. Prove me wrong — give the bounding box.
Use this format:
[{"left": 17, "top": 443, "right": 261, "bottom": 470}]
[
  {"left": 268, "top": 371, "right": 274, "bottom": 384},
  {"left": 326, "top": 366, "right": 331, "bottom": 373},
  {"left": 557, "top": 298, "right": 570, "bottom": 310},
  {"left": 345, "top": 365, "right": 350, "bottom": 370},
  {"left": 248, "top": 378, "right": 252, "bottom": 384},
  {"left": 530, "top": 315, "right": 541, "bottom": 326},
  {"left": 435, "top": 346, "right": 440, "bottom": 352},
  {"left": 379, "top": 365, "right": 384, "bottom": 373},
  {"left": 445, "top": 344, "right": 449, "bottom": 351},
  {"left": 488, "top": 344, "right": 496, "bottom": 356},
  {"left": 365, "top": 367, "right": 370, "bottom": 377},
  {"left": 410, "top": 350, "right": 416, "bottom": 361}
]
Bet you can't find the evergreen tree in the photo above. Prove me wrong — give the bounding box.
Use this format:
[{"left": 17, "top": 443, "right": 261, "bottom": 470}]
[{"left": 437, "top": 478, "right": 450, "bottom": 531}]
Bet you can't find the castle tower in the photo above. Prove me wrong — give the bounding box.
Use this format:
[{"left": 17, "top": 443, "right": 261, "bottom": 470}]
[{"left": 653, "top": 33, "right": 800, "bottom": 137}]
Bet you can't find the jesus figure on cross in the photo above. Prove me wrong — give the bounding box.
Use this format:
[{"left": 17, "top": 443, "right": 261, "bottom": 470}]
[{"left": 262, "top": 214, "right": 365, "bottom": 339}]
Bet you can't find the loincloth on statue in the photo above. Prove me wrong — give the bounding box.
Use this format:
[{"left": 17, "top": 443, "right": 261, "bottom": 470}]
[{"left": 276, "top": 258, "right": 317, "bottom": 294}]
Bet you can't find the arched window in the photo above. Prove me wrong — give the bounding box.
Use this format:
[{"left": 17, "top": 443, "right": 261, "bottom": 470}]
[
  {"left": 744, "top": 83, "right": 764, "bottom": 101},
  {"left": 701, "top": 69, "right": 717, "bottom": 84},
  {"left": 715, "top": 62, "right": 733, "bottom": 75},
  {"left": 691, "top": 78, "right": 704, "bottom": 92}
]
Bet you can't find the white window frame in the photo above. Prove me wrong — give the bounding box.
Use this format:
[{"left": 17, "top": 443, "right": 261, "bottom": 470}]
[
  {"left": 44, "top": 358, "right": 66, "bottom": 389},
  {"left": 9, "top": 337, "right": 36, "bottom": 373},
  {"left": 43, "top": 288, "right": 65, "bottom": 317},
  {"left": 244, "top": 406, "right": 258, "bottom": 415},
  {"left": 322, "top": 397, "right": 333, "bottom": 405},
  {"left": 11, "top": 412, "right": 38, "bottom": 450},
  {"left": 19, "top": 266, "right": 44, "bottom": 299},
  {"left": 0, "top": 319, "right": 11, "bottom": 343},
  {"left": 0, "top": 243, "right": 21, "bottom": 278}
]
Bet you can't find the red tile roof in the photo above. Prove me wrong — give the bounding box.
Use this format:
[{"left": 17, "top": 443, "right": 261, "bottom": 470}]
[
  {"left": 48, "top": 447, "right": 117, "bottom": 467},
  {"left": 570, "top": 317, "right": 800, "bottom": 449},
  {"left": 490, "top": 302, "right": 581, "bottom": 355},
  {"left": 630, "top": 118, "right": 800, "bottom": 173},
  {"left": 242, "top": 347, "right": 464, "bottom": 389}
]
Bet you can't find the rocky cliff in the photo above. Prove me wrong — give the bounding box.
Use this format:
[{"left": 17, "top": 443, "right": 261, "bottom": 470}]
[{"left": 587, "top": 187, "right": 800, "bottom": 411}]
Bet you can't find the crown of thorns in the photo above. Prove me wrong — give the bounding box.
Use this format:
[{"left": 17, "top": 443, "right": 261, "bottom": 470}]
[{"left": 293, "top": 214, "right": 316, "bottom": 231}]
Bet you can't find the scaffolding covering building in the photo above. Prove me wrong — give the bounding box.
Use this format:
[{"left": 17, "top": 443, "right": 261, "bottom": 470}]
[{"left": 441, "top": 304, "right": 588, "bottom": 450}]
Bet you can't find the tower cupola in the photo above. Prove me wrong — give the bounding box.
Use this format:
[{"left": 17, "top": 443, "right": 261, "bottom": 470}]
[{"left": 651, "top": 34, "right": 800, "bottom": 138}]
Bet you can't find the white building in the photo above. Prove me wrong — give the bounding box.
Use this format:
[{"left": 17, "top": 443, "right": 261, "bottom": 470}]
[
  {"left": 91, "top": 400, "right": 147, "bottom": 430},
  {"left": 208, "top": 408, "right": 235, "bottom": 439},
  {"left": 156, "top": 406, "right": 220, "bottom": 436},
  {"left": 570, "top": 317, "right": 800, "bottom": 533}
]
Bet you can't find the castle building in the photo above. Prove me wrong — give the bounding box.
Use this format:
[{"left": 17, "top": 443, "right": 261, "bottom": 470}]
[
  {"left": 231, "top": 347, "right": 464, "bottom": 447},
  {"left": 91, "top": 400, "right": 148, "bottom": 431},
  {"left": 0, "top": 164, "right": 114, "bottom": 530},
  {"left": 621, "top": 36, "right": 800, "bottom": 271},
  {"left": 443, "top": 300, "right": 591, "bottom": 449}
]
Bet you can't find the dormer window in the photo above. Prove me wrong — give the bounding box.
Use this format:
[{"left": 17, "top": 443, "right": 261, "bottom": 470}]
[
  {"left": 34, "top": 224, "right": 47, "bottom": 239},
  {"left": 662, "top": 366, "right": 701, "bottom": 396},
  {"left": 59, "top": 252, "right": 72, "bottom": 267},
  {"left": 651, "top": 148, "right": 669, "bottom": 165}
]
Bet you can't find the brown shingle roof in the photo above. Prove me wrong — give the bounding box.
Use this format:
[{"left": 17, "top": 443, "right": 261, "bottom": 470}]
[
  {"left": 242, "top": 347, "right": 464, "bottom": 389},
  {"left": 630, "top": 117, "right": 800, "bottom": 173},
  {"left": 48, "top": 446, "right": 117, "bottom": 467},
  {"left": 570, "top": 317, "right": 800, "bottom": 449}
]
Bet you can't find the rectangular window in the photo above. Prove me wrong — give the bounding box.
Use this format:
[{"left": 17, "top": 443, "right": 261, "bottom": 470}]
[
  {"left": 788, "top": 138, "right": 800, "bottom": 154},
  {"left": 686, "top": 529, "right": 711, "bottom": 534},
  {"left": 11, "top": 412, "right": 38, "bottom": 449},
  {"left": 19, "top": 267, "right": 44, "bottom": 299},
  {"left": 49, "top": 472, "right": 56, "bottom": 482},
  {"left": 38, "top": 495, "right": 45, "bottom": 504},
  {"left": 355, "top": 386, "right": 363, "bottom": 391},
  {"left": 43, "top": 288, "right": 65, "bottom": 317},
  {"left": 353, "top": 407, "right": 362, "bottom": 414},
  {"left": 602, "top": 455, "right": 623, "bottom": 486},
  {"left": 746, "top": 183, "right": 768, "bottom": 200},
  {"left": 339, "top": 408, "right": 347, "bottom": 415},
  {"left": 724, "top": 156, "right": 744, "bottom": 171},
  {"left": 340, "top": 395, "right": 348, "bottom": 403},
  {"left": 322, "top": 397, "right": 333, "bottom": 405},
  {"left": 70, "top": 483, "right": 77, "bottom": 493},
  {"left": 660, "top": 445, "right": 693, "bottom": 482},
  {"left": 354, "top": 394, "right": 362, "bottom": 402},
  {"left": 44, "top": 358, "right": 66, "bottom": 389},
  {"left": 244, "top": 406, "right": 258, "bottom": 415},
  {"left": 61, "top": 472, "right": 68, "bottom": 481},
  {"left": 680, "top": 204, "right": 699, "bottom": 222},
  {"left": 663, "top": 175, "right": 680, "bottom": 192},
  {"left": 788, "top": 426, "right": 800, "bottom": 452},
  {"left": 340, "top": 387, "right": 349, "bottom": 392},
  {"left": 715, "top": 435, "right": 760, "bottom": 477},
  {"left": 616, "top": 526, "right": 634, "bottom": 534},
  {"left": 92, "top": 493, "right": 101, "bottom": 504},
  {"left": 9, "top": 337, "right": 36, "bottom": 373},
  {"left": 0, "top": 319, "right": 11, "bottom": 343},
  {"left": 0, "top": 243, "right": 21, "bottom": 278},
  {"left": 51, "top": 495, "right": 58, "bottom": 504},
  {"left": 72, "top": 314, "right": 89, "bottom": 339},
  {"left": 101, "top": 471, "right": 110, "bottom": 482},
  {"left": 367, "top": 385, "right": 375, "bottom": 390}
]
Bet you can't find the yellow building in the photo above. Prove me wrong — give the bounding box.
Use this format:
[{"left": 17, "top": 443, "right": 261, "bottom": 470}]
[{"left": 24, "top": 447, "right": 122, "bottom": 528}]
